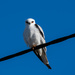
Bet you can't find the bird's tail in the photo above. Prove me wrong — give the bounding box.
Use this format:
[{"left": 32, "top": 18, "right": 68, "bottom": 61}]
[
  {"left": 34, "top": 49, "right": 52, "bottom": 69},
  {"left": 46, "top": 64, "right": 52, "bottom": 69}
]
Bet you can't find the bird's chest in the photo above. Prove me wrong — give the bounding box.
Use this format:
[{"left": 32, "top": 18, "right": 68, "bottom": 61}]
[{"left": 25, "top": 26, "right": 39, "bottom": 41}]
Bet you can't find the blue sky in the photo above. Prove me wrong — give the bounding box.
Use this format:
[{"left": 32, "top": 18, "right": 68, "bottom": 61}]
[{"left": 0, "top": 0, "right": 75, "bottom": 75}]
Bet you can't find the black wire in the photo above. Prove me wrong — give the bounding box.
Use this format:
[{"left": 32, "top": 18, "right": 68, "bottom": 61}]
[{"left": 0, "top": 33, "right": 75, "bottom": 62}]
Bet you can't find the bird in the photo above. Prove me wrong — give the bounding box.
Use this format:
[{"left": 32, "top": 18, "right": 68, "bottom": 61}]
[{"left": 23, "top": 18, "right": 51, "bottom": 69}]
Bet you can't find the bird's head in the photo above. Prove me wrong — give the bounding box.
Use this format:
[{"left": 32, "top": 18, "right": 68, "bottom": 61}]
[{"left": 25, "top": 18, "right": 36, "bottom": 26}]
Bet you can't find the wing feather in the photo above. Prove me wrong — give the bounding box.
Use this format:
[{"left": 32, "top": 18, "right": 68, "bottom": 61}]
[
  {"left": 35, "top": 24, "right": 46, "bottom": 52},
  {"left": 35, "top": 24, "right": 45, "bottom": 39}
]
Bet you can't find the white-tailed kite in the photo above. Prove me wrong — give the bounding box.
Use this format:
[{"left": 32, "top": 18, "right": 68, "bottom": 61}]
[{"left": 23, "top": 18, "right": 51, "bottom": 69}]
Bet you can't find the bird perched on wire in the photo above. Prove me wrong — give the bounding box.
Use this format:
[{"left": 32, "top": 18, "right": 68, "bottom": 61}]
[{"left": 23, "top": 18, "right": 51, "bottom": 69}]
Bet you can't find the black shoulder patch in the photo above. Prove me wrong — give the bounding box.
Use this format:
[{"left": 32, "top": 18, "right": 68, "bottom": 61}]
[{"left": 35, "top": 24, "right": 45, "bottom": 39}]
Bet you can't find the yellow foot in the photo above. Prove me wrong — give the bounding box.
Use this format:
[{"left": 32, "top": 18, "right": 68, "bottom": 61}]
[{"left": 32, "top": 45, "right": 36, "bottom": 50}]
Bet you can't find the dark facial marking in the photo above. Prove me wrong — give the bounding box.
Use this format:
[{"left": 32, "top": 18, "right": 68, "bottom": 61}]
[{"left": 26, "top": 21, "right": 30, "bottom": 24}]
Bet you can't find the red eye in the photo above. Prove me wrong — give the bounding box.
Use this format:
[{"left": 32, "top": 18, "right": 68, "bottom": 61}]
[{"left": 32, "top": 21, "right": 34, "bottom": 23}]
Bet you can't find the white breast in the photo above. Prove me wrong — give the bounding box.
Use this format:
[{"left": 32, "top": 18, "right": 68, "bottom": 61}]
[{"left": 23, "top": 25, "right": 41, "bottom": 47}]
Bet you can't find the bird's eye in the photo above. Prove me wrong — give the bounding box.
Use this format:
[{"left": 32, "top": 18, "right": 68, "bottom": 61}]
[{"left": 32, "top": 21, "right": 34, "bottom": 23}]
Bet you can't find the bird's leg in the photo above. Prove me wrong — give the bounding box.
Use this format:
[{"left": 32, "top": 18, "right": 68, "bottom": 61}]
[{"left": 32, "top": 45, "right": 36, "bottom": 50}]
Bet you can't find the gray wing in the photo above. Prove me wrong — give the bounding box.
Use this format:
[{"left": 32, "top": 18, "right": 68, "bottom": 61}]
[
  {"left": 35, "top": 24, "right": 46, "bottom": 52},
  {"left": 34, "top": 24, "right": 51, "bottom": 69},
  {"left": 35, "top": 24, "right": 45, "bottom": 39}
]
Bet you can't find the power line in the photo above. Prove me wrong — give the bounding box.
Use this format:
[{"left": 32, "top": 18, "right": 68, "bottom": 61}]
[{"left": 0, "top": 33, "right": 75, "bottom": 62}]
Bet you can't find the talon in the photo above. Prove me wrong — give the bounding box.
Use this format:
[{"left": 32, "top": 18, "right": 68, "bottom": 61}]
[
  {"left": 32, "top": 45, "right": 36, "bottom": 50},
  {"left": 32, "top": 47, "right": 34, "bottom": 50}
]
